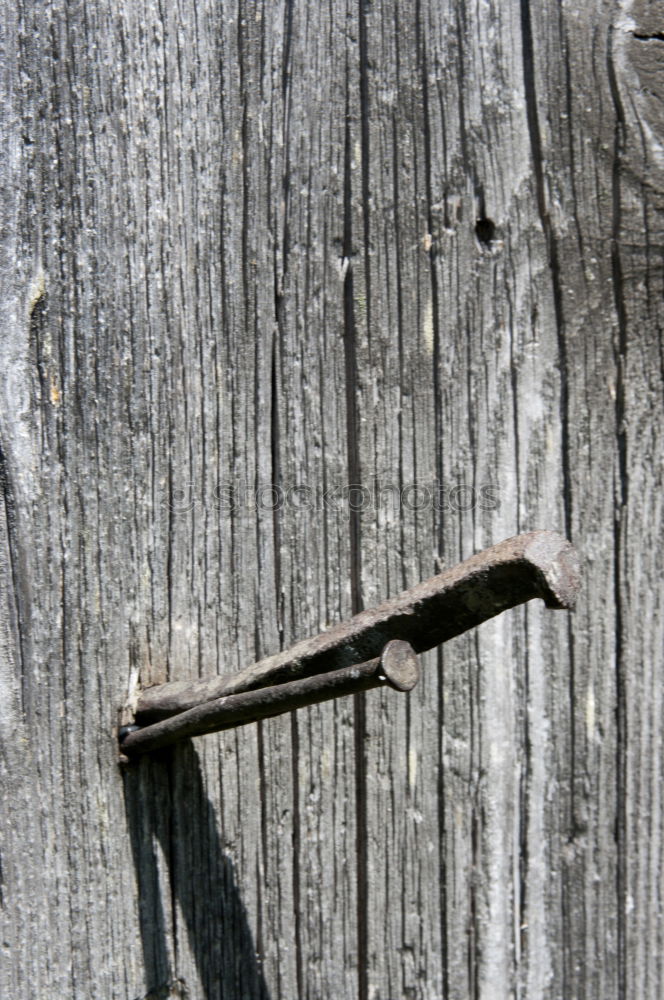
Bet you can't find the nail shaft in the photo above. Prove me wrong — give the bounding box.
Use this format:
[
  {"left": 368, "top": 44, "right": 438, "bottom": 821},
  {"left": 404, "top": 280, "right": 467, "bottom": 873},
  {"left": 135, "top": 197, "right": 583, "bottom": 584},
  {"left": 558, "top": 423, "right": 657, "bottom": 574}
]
[
  {"left": 121, "top": 640, "right": 419, "bottom": 756},
  {"left": 135, "top": 530, "right": 579, "bottom": 725}
]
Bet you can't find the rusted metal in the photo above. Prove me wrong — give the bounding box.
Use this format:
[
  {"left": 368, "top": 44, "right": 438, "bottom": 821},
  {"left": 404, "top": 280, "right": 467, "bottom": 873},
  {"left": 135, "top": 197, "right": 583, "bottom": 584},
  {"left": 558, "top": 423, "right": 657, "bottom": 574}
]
[
  {"left": 120, "top": 640, "right": 420, "bottom": 756},
  {"left": 134, "top": 530, "right": 579, "bottom": 728}
]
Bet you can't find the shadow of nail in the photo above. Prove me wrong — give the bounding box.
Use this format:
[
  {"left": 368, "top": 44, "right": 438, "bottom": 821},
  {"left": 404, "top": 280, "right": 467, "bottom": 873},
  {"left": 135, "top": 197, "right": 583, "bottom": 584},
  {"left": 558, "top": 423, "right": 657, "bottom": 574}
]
[{"left": 123, "top": 741, "right": 271, "bottom": 1000}]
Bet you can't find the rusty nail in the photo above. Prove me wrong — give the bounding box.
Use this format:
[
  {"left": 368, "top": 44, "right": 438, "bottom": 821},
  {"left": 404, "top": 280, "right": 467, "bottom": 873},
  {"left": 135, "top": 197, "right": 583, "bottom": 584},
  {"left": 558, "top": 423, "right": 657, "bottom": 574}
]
[
  {"left": 134, "top": 530, "right": 579, "bottom": 727},
  {"left": 119, "top": 640, "right": 420, "bottom": 756}
]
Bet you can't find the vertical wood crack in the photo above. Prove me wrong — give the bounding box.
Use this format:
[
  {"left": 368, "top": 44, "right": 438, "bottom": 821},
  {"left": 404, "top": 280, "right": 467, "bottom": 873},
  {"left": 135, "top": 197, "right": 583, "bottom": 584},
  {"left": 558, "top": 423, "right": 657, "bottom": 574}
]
[{"left": 606, "top": 27, "right": 629, "bottom": 1000}]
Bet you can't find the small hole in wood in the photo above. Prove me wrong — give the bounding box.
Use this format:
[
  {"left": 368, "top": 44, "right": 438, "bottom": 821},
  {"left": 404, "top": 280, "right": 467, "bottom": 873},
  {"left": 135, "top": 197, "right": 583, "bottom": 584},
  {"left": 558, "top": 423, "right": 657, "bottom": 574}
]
[{"left": 475, "top": 217, "right": 496, "bottom": 248}]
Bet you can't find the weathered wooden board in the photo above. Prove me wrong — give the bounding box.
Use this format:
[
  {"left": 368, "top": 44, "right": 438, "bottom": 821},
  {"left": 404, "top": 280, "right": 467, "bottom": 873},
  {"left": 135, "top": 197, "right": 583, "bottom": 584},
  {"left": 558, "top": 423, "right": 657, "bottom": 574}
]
[{"left": 0, "top": 1, "right": 662, "bottom": 997}]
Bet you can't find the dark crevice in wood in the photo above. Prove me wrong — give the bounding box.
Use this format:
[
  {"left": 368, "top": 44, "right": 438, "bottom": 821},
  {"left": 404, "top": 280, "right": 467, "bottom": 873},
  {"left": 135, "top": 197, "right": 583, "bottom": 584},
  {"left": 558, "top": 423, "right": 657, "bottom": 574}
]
[
  {"left": 468, "top": 807, "right": 479, "bottom": 1000},
  {"left": 465, "top": 310, "right": 478, "bottom": 542},
  {"left": 606, "top": 28, "right": 629, "bottom": 1000},
  {"left": 29, "top": 292, "right": 49, "bottom": 425},
  {"left": 165, "top": 460, "right": 175, "bottom": 678},
  {"left": 561, "top": 24, "right": 591, "bottom": 288},
  {"left": 415, "top": 5, "right": 449, "bottom": 991},
  {"left": 415, "top": 0, "right": 444, "bottom": 560},
  {"left": 632, "top": 31, "right": 664, "bottom": 42},
  {"left": 454, "top": 2, "right": 470, "bottom": 178},
  {"left": 436, "top": 646, "right": 449, "bottom": 998},
  {"left": 270, "top": 330, "right": 284, "bottom": 645},
  {"left": 256, "top": 719, "right": 271, "bottom": 982},
  {"left": 254, "top": 849, "right": 265, "bottom": 992},
  {"left": 0, "top": 441, "right": 27, "bottom": 718},
  {"left": 290, "top": 713, "right": 304, "bottom": 1000},
  {"left": 342, "top": 108, "right": 363, "bottom": 613},
  {"left": 358, "top": 0, "right": 372, "bottom": 343},
  {"left": 281, "top": 0, "right": 294, "bottom": 99},
  {"left": 344, "top": 32, "right": 368, "bottom": 998},
  {"left": 505, "top": 284, "right": 522, "bottom": 528},
  {"left": 519, "top": 0, "right": 573, "bottom": 541},
  {"left": 469, "top": 629, "right": 483, "bottom": 998},
  {"left": 518, "top": 638, "right": 532, "bottom": 971},
  {"left": 392, "top": 145, "right": 408, "bottom": 587},
  {"left": 390, "top": 15, "right": 406, "bottom": 587}
]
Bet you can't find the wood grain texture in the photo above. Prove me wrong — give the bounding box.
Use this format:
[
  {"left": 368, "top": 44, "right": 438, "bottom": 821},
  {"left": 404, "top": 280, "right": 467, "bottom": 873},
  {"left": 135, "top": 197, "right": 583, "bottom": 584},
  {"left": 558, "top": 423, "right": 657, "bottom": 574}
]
[{"left": 0, "top": 1, "right": 662, "bottom": 998}]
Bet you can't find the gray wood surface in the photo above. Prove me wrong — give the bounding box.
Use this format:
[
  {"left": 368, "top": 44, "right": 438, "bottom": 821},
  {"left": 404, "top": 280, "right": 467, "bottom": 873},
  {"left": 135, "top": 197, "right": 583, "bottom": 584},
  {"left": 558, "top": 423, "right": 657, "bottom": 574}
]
[{"left": 1, "top": 1, "right": 662, "bottom": 997}]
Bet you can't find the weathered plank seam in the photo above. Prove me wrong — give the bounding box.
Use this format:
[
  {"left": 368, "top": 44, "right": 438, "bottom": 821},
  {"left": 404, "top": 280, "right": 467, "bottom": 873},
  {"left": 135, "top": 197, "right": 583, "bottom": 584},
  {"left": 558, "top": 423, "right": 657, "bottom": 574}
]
[
  {"left": 606, "top": 24, "right": 629, "bottom": 1000},
  {"left": 519, "top": 0, "right": 573, "bottom": 541}
]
